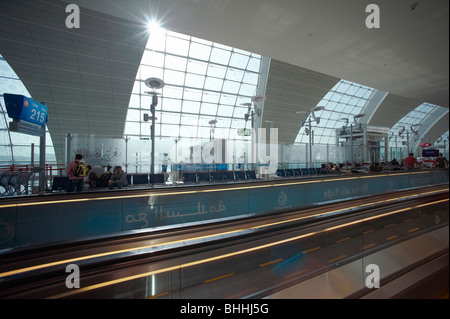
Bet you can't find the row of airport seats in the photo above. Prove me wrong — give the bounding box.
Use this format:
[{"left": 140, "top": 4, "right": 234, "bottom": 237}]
[
  {"left": 51, "top": 173, "right": 166, "bottom": 191},
  {"left": 52, "top": 170, "right": 257, "bottom": 191},
  {"left": 50, "top": 168, "right": 333, "bottom": 191},
  {"left": 182, "top": 170, "right": 257, "bottom": 184},
  {"left": 126, "top": 173, "right": 165, "bottom": 186},
  {"left": 0, "top": 171, "right": 34, "bottom": 196},
  {"left": 276, "top": 168, "right": 334, "bottom": 177}
]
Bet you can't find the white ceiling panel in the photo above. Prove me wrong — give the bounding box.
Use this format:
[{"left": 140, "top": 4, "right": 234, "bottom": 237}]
[
  {"left": 262, "top": 60, "right": 340, "bottom": 144},
  {"left": 369, "top": 94, "right": 421, "bottom": 129}
]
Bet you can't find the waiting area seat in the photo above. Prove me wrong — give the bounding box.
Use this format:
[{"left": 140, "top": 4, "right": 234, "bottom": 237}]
[
  {"left": 51, "top": 176, "right": 69, "bottom": 192},
  {"left": 275, "top": 166, "right": 337, "bottom": 179},
  {"left": 131, "top": 174, "right": 149, "bottom": 186},
  {"left": 50, "top": 172, "right": 167, "bottom": 192},
  {"left": 149, "top": 173, "right": 165, "bottom": 184},
  {"left": 0, "top": 171, "right": 34, "bottom": 196},
  {"left": 182, "top": 170, "right": 259, "bottom": 184}
]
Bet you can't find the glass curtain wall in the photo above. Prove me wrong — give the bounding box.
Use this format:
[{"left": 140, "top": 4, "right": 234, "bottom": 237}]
[
  {"left": 436, "top": 131, "right": 449, "bottom": 159},
  {"left": 292, "top": 80, "right": 375, "bottom": 166},
  {"left": 0, "top": 54, "right": 56, "bottom": 167},
  {"left": 388, "top": 103, "right": 442, "bottom": 160},
  {"left": 120, "top": 27, "right": 265, "bottom": 173}
]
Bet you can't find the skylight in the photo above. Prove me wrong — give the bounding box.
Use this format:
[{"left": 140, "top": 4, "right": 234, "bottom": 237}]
[{"left": 124, "top": 28, "right": 264, "bottom": 141}]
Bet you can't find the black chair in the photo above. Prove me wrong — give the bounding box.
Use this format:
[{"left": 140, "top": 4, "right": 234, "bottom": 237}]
[
  {"left": 210, "top": 172, "right": 224, "bottom": 182},
  {"left": 196, "top": 172, "right": 211, "bottom": 183},
  {"left": 132, "top": 174, "right": 149, "bottom": 186},
  {"left": 0, "top": 173, "right": 12, "bottom": 195},
  {"left": 308, "top": 168, "right": 318, "bottom": 175},
  {"left": 276, "top": 169, "right": 285, "bottom": 177},
  {"left": 293, "top": 168, "right": 301, "bottom": 177},
  {"left": 52, "top": 176, "right": 69, "bottom": 192},
  {"left": 245, "top": 170, "right": 256, "bottom": 180},
  {"left": 285, "top": 169, "right": 294, "bottom": 177},
  {"left": 183, "top": 172, "right": 198, "bottom": 184},
  {"left": 223, "top": 171, "right": 235, "bottom": 182},
  {"left": 14, "top": 171, "right": 33, "bottom": 195},
  {"left": 234, "top": 171, "right": 246, "bottom": 180},
  {"left": 126, "top": 174, "right": 132, "bottom": 185},
  {"left": 150, "top": 173, "right": 165, "bottom": 184},
  {"left": 300, "top": 168, "right": 309, "bottom": 176}
]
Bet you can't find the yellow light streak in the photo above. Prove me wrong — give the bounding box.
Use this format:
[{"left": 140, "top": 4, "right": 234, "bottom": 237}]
[
  {"left": 0, "top": 190, "right": 447, "bottom": 279},
  {"left": 204, "top": 273, "right": 234, "bottom": 283},
  {"left": 47, "top": 198, "right": 448, "bottom": 299},
  {"left": 259, "top": 259, "right": 283, "bottom": 267},
  {"left": 328, "top": 255, "right": 347, "bottom": 263}
]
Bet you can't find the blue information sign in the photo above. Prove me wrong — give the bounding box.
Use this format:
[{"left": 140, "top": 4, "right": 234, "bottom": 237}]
[{"left": 3, "top": 93, "right": 48, "bottom": 126}]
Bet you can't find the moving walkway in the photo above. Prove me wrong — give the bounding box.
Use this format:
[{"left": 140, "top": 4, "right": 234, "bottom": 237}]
[{"left": 0, "top": 185, "right": 447, "bottom": 299}]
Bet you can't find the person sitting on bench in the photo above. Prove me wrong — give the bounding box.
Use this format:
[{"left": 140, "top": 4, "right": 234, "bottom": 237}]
[{"left": 108, "top": 166, "right": 128, "bottom": 189}]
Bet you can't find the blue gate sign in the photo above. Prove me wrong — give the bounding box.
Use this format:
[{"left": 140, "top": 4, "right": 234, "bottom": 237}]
[{"left": 3, "top": 93, "right": 48, "bottom": 126}]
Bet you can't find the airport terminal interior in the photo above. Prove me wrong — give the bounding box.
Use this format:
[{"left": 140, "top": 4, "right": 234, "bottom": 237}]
[{"left": 0, "top": 0, "right": 448, "bottom": 300}]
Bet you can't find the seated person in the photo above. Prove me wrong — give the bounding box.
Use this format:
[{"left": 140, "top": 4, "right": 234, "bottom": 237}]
[
  {"left": 436, "top": 153, "right": 448, "bottom": 169},
  {"left": 331, "top": 163, "right": 340, "bottom": 172},
  {"left": 370, "top": 162, "right": 382, "bottom": 172},
  {"left": 108, "top": 166, "right": 128, "bottom": 189},
  {"left": 357, "top": 163, "right": 372, "bottom": 173},
  {"left": 340, "top": 162, "right": 352, "bottom": 174},
  {"left": 86, "top": 166, "right": 104, "bottom": 190},
  {"left": 389, "top": 158, "right": 401, "bottom": 170},
  {"left": 403, "top": 153, "right": 417, "bottom": 170}
]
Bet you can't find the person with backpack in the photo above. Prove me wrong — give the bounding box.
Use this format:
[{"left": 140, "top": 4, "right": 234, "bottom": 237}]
[{"left": 66, "top": 154, "right": 89, "bottom": 192}]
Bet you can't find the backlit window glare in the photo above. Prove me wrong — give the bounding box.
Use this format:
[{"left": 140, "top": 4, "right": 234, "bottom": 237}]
[{"left": 124, "top": 27, "right": 262, "bottom": 141}]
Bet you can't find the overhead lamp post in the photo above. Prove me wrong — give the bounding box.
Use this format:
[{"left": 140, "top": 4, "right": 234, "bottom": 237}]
[
  {"left": 338, "top": 113, "right": 365, "bottom": 164},
  {"left": 242, "top": 95, "right": 266, "bottom": 129},
  {"left": 242, "top": 103, "right": 253, "bottom": 129},
  {"left": 298, "top": 106, "right": 325, "bottom": 168},
  {"left": 208, "top": 119, "right": 217, "bottom": 141},
  {"left": 144, "top": 77, "right": 165, "bottom": 175},
  {"left": 409, "top": 124, "right": 421, "bottom": 154},
  {"left": 352, "top": 113, "right": 365, "bottom": 163},
  {"left": 397, "top": 126, "right": 409, "bottom": 157},
  {"left": 296, "top": 110, "right": 308, "bottom": 167},
  {"left": 242, "top": 95, "right": 266, "bottom": 171},
  {"left": 339, "top": 117, "right": 350, "bottom": 162}
]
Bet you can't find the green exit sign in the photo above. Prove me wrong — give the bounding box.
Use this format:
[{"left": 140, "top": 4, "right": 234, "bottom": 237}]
[{"left": 238, "top": 128, "right": 252, "bottom": 136}]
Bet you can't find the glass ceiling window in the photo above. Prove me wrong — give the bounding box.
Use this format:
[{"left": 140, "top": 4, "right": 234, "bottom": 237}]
[
  {"left": 124, "top": 28, "right": 263, "bottom": 141},
  {"left": 295, "top": 80, "right": 375, "bottom": 145},
  {"left": 388, "top": 102, "right": 440, "bottom": 146},
  {"left": 436, "top": 131, "right": 449, "bottom": 155},
  {"left": 0, "top": 54, "right": 56, "bottom": 165}
]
